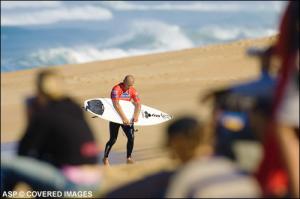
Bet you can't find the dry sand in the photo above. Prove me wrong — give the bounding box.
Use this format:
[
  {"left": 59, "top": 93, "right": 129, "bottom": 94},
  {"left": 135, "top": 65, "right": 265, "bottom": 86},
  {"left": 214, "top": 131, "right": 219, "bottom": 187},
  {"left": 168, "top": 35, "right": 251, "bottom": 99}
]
[{"left": 1, "top": 36, "right": 276, "bottom": 194}]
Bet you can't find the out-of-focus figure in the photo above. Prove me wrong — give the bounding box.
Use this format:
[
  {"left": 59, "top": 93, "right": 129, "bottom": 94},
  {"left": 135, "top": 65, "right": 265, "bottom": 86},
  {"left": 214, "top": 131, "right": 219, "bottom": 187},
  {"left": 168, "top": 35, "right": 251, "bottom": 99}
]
[
  {"left": 165, "top": 116, "right": 261, "bottom": 198},
  {"left": 200, "top": 44, "right": 277, "bottom": 176},
  {"left": 1, "top": 69, "right": 102, "bottom": 195},
  {"left": 256, "top": 1, "right": 299, "bottom": 197}
]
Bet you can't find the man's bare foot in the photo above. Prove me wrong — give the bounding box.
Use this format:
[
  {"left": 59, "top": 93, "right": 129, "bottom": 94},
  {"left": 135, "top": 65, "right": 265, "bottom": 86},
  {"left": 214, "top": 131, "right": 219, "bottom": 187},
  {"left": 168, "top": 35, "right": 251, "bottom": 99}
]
[
  {"left": 126, "top": 157, "right": 134, "bottom": 164},
  {"left": 102, "top": 157, "right": 110, "bottom": 166}
]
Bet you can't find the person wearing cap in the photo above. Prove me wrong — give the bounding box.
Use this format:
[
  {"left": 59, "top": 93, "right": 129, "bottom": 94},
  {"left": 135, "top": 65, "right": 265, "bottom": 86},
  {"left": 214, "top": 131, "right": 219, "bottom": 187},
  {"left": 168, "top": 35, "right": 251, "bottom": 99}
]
[{"left": 199, "top": 45, "right": 277, "bottom": 166}]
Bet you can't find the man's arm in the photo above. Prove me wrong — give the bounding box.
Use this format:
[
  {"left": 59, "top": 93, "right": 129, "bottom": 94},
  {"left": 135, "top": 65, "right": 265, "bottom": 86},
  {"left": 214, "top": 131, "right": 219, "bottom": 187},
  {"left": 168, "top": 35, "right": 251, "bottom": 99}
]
[
  {"left": 132, "top": 90, "right": 141, "bottom": 123},
  {"left": 132, "top": 101, "right": 141, "bottom": 123},
  {"left": 112, "top": 100, "right": 130, "bottom": 125}
]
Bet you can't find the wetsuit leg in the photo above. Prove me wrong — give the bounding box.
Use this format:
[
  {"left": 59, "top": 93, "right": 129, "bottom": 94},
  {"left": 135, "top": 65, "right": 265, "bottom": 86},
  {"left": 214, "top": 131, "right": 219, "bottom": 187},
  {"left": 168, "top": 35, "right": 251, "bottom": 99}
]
[
  {"left": 104, "top": 122, "right": 120, "bottom": 158},
  {"left": 121, "top": 125, "right": 135, "bottom": 158}
]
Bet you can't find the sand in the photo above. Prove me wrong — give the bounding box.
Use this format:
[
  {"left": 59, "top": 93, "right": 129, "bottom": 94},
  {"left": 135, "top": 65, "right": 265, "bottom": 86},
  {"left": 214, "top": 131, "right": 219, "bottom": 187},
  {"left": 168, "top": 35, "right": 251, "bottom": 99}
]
[{"left": 1, "top": 36, "right": 276, "bottom": 194}]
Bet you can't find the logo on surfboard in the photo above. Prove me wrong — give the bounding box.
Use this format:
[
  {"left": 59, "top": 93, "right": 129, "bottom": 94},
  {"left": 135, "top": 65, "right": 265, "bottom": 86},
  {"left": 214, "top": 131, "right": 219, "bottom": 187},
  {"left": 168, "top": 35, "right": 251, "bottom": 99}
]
[{"left": 142, "top": 111, "right": 171, "bottom": 120}]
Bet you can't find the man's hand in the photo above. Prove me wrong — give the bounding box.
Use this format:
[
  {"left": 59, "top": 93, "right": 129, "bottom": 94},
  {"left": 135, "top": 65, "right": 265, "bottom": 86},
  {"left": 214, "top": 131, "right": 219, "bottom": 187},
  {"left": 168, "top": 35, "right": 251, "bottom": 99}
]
[
  {"left": 132, "top": 116, "right": 139, "bottom": 123},
  {"left": 112, "top": 100, "right": 131, "bottom": 125},
  {"left": 122, "top": 117, "right": 131, "bottom": 125}
]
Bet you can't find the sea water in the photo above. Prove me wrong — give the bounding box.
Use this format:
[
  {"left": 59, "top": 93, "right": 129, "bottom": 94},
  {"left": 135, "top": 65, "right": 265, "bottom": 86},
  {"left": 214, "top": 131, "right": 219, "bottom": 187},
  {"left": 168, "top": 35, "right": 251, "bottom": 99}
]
[{"left": 1, "top": 1, "right": 286, "bottom": 72}]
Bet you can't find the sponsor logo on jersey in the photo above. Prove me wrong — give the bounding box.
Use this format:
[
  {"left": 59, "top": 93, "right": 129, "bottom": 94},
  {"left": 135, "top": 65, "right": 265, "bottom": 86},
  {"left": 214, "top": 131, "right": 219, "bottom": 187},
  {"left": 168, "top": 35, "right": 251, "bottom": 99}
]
[{"left": 120, "top": 92, "right": 130, "bottom": 98}]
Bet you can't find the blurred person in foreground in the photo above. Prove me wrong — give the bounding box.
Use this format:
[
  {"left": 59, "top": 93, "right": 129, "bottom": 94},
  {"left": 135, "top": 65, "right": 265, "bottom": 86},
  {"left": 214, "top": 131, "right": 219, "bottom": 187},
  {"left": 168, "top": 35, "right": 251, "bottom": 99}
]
[
  {"left": 255, "top": 1, "right": 299, "bottom": 197},
  {"left": 200, "top": 45, "right": 277, "bottom": 166},
  {"left": 164, "top": 116, "right": 261, "bottom": 198},
  {"left": 1, "top": 69, "right": 102, "bottom": 194}
]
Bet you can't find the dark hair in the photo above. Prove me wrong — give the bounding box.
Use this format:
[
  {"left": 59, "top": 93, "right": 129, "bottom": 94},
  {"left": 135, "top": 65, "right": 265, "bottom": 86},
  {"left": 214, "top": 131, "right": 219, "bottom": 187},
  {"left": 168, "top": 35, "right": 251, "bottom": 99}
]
[
  {"left": 167, "top": 116, "right": 200, "bottom": 138},
  {"left": 166, "top": 116, "right": 212, "bottom": 150}
]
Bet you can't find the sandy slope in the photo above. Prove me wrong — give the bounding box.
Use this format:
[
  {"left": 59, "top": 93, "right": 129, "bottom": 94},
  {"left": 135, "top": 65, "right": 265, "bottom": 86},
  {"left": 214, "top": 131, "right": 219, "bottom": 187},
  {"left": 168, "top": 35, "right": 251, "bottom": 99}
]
[{"left": 1, "top": 36, "right": 276, "bottom": 193}]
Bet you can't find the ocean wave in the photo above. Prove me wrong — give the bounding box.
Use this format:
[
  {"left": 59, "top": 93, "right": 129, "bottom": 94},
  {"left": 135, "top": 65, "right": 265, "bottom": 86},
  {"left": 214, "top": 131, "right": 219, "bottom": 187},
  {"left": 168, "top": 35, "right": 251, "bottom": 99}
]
[
  {"left": 2, "top": 21, "right": 278, "bottom": 71},
  {"left": 132, "top": 21, "right": 194, "bottom": 49},
  {"left": 197, "top": 26, "right": 278, "bottom": 42},
  {"left": 101, "top": 20, "right": 194, "bottom": 50},
  {"left": 1, "top": 5, "right": 113, "bottom": 26},
  {"left": 1, "top": 1, "right": 62, "bottom": 10},
  {"left": 9, "top": 40, "right": 191, "bottom": 71},
  {"left": 102, "top": 1, "right": 286, "bottom": 13},
  {"left": 2, "top": 19, "right": 195, "bottom": 71},
  {"left": 12, "top": 47, "right": 155, "bottom": 69}
]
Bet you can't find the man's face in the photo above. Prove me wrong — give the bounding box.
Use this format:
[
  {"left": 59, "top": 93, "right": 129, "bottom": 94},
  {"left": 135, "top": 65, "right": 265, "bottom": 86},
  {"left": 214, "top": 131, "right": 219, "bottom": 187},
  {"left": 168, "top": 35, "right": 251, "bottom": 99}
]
[{"left": 124, "top": 78, "right": 134, "bottom": 89}]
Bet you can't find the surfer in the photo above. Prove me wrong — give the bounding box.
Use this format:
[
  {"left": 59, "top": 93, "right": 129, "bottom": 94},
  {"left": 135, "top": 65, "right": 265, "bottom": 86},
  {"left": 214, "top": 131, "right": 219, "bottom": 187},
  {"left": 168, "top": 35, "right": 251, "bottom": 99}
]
[{"left": 103, "top": 75, "right": 141, "bottom": 165}]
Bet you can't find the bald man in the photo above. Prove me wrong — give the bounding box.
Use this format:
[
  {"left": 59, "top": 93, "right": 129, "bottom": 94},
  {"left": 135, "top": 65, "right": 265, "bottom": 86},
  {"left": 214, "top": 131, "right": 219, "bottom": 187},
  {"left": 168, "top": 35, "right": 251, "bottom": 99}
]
[{"left": 103, "top": 75, "right": 141, "bottom": 165}]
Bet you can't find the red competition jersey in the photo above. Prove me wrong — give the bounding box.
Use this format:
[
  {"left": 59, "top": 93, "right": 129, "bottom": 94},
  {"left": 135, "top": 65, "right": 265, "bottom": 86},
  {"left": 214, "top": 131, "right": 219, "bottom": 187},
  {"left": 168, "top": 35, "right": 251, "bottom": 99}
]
[{"left": 111, "top": 83, "right": 140, "bottom": 103}]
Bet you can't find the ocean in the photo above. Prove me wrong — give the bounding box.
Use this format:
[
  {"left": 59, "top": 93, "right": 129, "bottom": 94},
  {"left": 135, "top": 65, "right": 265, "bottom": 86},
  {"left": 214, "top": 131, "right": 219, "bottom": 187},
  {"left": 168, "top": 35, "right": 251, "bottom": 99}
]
[{"left": 1, "top": 1, "right": 287, "bottom": 72}]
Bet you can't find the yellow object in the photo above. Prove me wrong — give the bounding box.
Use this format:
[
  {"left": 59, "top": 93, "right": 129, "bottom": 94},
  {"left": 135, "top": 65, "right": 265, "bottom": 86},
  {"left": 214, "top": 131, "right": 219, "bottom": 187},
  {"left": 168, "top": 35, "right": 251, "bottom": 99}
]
[{"left": 222, "top": 116, "right": 245, "bottom": 132}]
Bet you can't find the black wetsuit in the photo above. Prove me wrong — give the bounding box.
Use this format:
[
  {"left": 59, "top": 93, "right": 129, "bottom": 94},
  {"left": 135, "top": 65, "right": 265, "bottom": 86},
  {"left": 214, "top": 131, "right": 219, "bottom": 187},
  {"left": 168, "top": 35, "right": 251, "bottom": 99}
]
[{"left": 104, "top": 122, "right": 135, "bottom": 158}]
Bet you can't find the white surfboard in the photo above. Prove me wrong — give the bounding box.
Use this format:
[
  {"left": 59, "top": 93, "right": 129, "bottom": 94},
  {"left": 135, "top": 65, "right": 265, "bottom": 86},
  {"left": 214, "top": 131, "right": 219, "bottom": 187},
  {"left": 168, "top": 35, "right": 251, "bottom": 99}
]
[{"left": 84, "top": 98, "right": 172, "bottom": 126}]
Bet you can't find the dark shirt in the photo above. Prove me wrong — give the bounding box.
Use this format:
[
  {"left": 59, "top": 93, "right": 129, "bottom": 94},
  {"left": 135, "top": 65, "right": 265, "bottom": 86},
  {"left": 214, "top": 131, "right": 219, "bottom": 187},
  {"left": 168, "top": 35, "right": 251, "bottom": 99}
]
[{"left": 18, "top": 97, "right": 98, "bottom": 168}]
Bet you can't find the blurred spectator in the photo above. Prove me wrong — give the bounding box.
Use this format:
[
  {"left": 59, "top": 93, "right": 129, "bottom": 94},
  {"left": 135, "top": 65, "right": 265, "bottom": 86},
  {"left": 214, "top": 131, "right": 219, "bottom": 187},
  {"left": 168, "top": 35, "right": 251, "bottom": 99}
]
[
  {"left": 256, "top": 1, "right": 299, "bottom": 197},
  {"left": 200, "top": 45, "right": 277, "bottom": 171},
  {"left": 1, "top": 69, "right": 102, "bottom": 194},
  {"left": 164, "top": 116, "right": 261, "bottom": 198}
]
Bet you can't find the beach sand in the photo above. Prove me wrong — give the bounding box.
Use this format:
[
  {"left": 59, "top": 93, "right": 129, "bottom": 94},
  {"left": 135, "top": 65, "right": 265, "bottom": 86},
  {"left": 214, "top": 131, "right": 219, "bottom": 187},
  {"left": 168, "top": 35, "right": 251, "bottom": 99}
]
[{"left": 1, "top": 36, "right": 276, "bottom": 194}]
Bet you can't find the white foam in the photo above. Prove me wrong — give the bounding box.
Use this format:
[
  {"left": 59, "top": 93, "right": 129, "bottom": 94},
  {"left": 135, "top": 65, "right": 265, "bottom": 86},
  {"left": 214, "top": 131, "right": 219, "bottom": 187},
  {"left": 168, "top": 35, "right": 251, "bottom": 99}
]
[
  {"left": 103, "top": 1, "right": 286, "bottom": 12},
  {"left": 198, "top": 26, "right": 278, "bottom": 41},
  {"left": 2, "top": 5, "right": 113, "bottom": 26},
  {"left": 1, "top": 1, "right": 62, "bottom": 10},
  {"left": 132, "top": 20, "right": 194, "bottom": 50},
  {"left": 17, "top": 47, "right": 154, "bottom": 67},
  {"left": 101, "top": 20, "right": 193, "bottom": 50}
]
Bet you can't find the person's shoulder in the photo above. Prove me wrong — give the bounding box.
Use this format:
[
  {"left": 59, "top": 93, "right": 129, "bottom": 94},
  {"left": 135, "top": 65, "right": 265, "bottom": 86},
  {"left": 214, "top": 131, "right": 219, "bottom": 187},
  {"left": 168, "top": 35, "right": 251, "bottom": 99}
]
[
  {"left": 130, "top": 86, "right": 138, "bottom": 93},
  {"left": 112, "top": 83, "right": 122, "bottom": 90}
]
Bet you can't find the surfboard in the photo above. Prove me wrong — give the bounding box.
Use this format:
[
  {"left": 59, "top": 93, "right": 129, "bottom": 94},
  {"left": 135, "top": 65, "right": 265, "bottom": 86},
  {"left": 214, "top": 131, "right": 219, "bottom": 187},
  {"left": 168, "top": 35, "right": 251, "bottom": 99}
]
[{"left": 83, "top": 98, "right": 172, "bottom": 126}]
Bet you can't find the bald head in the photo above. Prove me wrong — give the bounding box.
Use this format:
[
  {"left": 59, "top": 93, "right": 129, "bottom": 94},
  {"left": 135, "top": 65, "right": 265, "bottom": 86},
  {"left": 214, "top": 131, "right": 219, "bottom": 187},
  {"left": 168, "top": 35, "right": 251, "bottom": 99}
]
[{"left": 123, "top": 75, "right": 135, "bottom": 89}]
